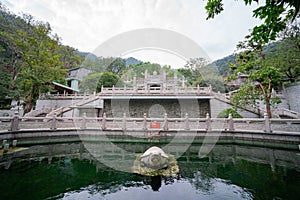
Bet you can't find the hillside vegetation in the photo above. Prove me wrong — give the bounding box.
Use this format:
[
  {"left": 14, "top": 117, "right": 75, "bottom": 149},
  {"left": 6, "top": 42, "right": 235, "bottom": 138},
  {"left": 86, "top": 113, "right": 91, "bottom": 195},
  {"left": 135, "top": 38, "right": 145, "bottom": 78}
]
[{"left": 0, "top": 4, "right": 83, "bottom": 112}]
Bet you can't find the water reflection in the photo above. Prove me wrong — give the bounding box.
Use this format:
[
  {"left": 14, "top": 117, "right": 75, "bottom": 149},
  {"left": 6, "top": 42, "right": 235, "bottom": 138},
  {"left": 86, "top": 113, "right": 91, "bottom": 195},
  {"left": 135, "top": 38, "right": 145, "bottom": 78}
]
[
  {"left": 0, "top": 142, "right": 299, "bottom": 199},
  {"left": 146, "top": 176, "right": 161, "bottom": 191}
]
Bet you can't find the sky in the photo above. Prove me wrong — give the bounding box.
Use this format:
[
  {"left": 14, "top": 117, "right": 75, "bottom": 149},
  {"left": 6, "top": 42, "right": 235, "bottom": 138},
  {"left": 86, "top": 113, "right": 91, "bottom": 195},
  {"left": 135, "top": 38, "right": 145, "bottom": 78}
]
[{"left": 2, "top": 0, "right": 262, "bottom": 68}]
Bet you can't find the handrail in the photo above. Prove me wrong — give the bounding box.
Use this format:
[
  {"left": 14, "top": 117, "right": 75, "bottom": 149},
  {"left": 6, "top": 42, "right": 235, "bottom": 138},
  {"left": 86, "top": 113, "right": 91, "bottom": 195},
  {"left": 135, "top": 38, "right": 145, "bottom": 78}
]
[{"left": 1, "top": 113, "right": 299, "bottom": 133}]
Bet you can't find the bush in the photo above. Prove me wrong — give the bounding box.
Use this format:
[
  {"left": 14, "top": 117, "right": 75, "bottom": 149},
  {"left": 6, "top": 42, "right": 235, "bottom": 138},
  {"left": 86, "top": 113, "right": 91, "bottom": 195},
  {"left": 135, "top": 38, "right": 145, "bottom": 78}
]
[{"left": 217, "top": 108, "right": 242, "bottom": 118}]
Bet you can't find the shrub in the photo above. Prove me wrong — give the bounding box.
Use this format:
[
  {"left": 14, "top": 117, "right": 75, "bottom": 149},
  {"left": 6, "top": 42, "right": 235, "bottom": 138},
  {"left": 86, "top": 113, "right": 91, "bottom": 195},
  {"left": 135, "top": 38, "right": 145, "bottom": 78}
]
[{"left": 217, "top": 108, "right": 242, "bottom": 118}]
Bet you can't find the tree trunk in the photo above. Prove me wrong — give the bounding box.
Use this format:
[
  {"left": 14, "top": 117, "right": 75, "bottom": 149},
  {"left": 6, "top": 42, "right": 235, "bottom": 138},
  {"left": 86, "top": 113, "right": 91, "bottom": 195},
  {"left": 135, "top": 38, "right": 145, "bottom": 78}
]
[
  {"left": 265, "top": 98, "right": 272, "bottom": 118},
  {"left": 24, "top": 94, "right": 33, "bottom": 114}
]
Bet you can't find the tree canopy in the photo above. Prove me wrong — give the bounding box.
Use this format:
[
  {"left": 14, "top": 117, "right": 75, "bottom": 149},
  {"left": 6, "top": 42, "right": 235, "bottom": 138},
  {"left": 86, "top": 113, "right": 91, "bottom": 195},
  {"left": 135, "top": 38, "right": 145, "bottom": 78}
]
[
  {"left": 205, "top": 0, "right": 300, "bottom": 47},
  {"left": 0, "top": 4, "right": 83, "bottom": 113}
]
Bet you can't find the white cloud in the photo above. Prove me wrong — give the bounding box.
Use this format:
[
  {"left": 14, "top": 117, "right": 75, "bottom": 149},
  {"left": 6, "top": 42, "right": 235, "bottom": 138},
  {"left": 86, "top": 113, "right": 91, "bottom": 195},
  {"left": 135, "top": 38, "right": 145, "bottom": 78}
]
[{"left": 3, "top": 0, "right": 261, "bottom": 66}]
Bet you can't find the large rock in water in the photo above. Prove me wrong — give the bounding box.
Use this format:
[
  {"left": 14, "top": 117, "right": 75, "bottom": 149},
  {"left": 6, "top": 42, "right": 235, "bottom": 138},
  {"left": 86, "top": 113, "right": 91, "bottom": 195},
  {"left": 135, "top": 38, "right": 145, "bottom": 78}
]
[{"left": 140, "top": 146, "right": 169, "bottom": 169}]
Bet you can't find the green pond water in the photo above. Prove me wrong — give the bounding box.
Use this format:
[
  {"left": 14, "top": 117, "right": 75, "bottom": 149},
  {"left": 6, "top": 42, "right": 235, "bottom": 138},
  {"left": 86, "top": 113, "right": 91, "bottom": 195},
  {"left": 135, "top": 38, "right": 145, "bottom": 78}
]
[{"left": 0, "top": 142, "right": 299, "bottom": 200}]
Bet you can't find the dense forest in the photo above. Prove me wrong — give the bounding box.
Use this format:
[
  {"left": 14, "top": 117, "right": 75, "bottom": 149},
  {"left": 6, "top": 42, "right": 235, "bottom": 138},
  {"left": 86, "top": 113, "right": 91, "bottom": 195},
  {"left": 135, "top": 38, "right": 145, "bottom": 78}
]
[
  {"left": 0, "top": 4, "right": 84, "bottom": 112},
  {"left": 0, "top": 2, "right": 299, "bottom": 116}
]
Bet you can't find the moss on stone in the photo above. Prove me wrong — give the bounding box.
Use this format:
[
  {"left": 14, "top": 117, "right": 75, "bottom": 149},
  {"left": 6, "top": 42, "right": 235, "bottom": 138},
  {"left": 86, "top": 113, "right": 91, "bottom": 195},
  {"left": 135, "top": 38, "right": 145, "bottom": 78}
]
[{"left": 132, "top": 154, "right": 179, "bottom": 176}]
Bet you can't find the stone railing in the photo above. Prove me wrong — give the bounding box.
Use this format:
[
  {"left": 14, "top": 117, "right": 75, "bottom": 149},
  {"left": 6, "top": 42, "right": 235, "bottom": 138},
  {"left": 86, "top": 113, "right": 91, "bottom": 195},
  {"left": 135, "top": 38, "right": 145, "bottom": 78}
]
[
  {"left": 275, "top": 108, "right": 300, "bottom": 119},
  {"left": 45, "top": 95, "right": 101, "bottom": 119},
  {"left": 100, "top": 85, "right": 212, "bottom": 96},
  {"left": 1, "top": 112, "right": 299, "bottom": 134}
]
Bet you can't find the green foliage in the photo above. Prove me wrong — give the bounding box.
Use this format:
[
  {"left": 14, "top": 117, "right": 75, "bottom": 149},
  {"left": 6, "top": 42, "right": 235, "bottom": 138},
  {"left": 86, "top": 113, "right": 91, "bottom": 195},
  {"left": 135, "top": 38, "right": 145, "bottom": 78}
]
[
  {"left": 0, "top": 4, "right": 83, "bottom": 113},
  {"left": 217, "top": 108, "right": 243, "bottom": 118},
  {"left": 0, "top": 67, "right": 12, "bottom": 108},
  {"left": 205, "top": 0, "right": 224, "bottom": 19},
  {"left": 14, "top": 22, "right": 68, "bottom": 113},
  {"left": 230, "top": 82, "right": 261, "bottom": 108},
  {"left": 80, "top": 73, "right": 102, "bottom": 94},
  {"left": 106, "top": 57, "right": 126, "bottom": 76},
  {"left": 267, "top": 20, "right": 300, "bottom": 82},
  {"left": 179, "top": 58, "right": 228, "bottom": 92},
  {"left": 179, "top": 58, "right": 209, "bottom": 85},
  {"left": 205, "top": 0, "right": 300, "bottom": 47},
  {"left": 96, "top": 72, "right": 121, "bottom": 92},
  {"left": 128, "top": 62, "right": 162, "bottom": 77},
  {"left": 230, "top": 48, "right": 282, "bottom": 117},
  {"left": 208, "top": 54, "right": 236, "bottom": 77},
  {"left": 56, "top": 45, "right": 84, "bottom": 69}
]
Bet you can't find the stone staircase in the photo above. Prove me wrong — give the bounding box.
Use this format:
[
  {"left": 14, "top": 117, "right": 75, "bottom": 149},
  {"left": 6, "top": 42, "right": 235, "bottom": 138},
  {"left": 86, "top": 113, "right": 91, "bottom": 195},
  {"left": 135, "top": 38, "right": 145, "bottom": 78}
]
[
  {"left": 211, "top": 92, "right": 267, "bottom": 117},
  {"left": 45, "top": 95, "right": 100, "bottom": 120},
  {"left": 24, "top": 107, "right": 52, "bottom": 118},
  {"left": 274, "top": 108, "right": 300, "bottom": 119},
  {"left": 212, "top": 92, "right": 300, "bottom": 119}
]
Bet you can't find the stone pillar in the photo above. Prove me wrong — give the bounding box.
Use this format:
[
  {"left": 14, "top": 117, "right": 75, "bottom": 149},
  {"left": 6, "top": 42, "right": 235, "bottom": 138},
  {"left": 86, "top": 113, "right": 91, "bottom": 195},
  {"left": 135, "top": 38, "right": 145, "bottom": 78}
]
[
  {"left": 123, "top": 85, "right": 126, "bottom": 94},
  {"left": 182, "top": 76, "right": 186, "bottom": 88},
  {"left": 206, "top": 113, "right": 211, "bottom": 131},
  {"left": 163, "top": 113, "right": 169, "bottom": 131},
  {"left": 2, "top": 140, "right": 7, "bottom": 148},
  {"left": 264, "top": 113, "right": 271, "bottom": 132},
  {"left": 3, "top": 143, "right": 9, "bottom": 154},
  {"left": 185, "top": 113, "right": 190, "bottom": 130},
  {"left": 102, "top": 113, "right": 107, "bottom": 130},
  {"left": 144, "top": 69, "right": 148, "bottom": 80},
  {"left": 143, "top": 113, "right": 147, "bottom": 130},
  {"left": 122, "top": 113, "right": 126, "bottom": 130},
  {"left": 228, "top": 113, "right": 234, "bottom": 131},
  {"left": 81, "top": 112, "right": 87, "bottom": 129},
  {"left": 50, "top": 113, "right": 57, "bottom": 130},
  {"left": 112, "top": 85, "right": 115, "bottom": 95},
  {"left": 133, "top": 75, "right": 137, "bottom": 93},
  {"left": 174, "top": 69, "right": 178, "bottom": 93},
  {"left": 12, "top": 140, "right": 17, "bottom": 148},
  {"left": 163, "top": 70, "right": 167, "bottom": 91},
  {"left": 10, "top": 112, "right": 19, "bottom": 131}
]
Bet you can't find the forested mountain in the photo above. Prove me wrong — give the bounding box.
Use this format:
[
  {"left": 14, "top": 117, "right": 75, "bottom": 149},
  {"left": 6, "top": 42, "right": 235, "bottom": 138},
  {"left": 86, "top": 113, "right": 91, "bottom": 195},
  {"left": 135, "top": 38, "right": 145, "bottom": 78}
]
[
  {"left": 209, "top": 39, "right": 299, "bottom": 80},
  {"left": 124, "top": 57, "right": 142, "bottom": 66},
  {"left": 0, "top": 3, "right": 84, "bottom": 112},
  {"left": 208, "top": 54, "right": 236, "bottom": 77}
]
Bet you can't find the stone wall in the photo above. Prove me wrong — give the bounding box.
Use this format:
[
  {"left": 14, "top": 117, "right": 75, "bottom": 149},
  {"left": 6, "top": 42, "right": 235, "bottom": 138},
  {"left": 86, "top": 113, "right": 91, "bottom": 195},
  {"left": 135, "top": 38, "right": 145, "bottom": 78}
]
[
  {"left": 36, "top": 99, "right": 79, "bottom": 110},
  {"left": 103, "top": 99, "right": 210, "bottom": 118},
  {"left": 284, "top": 82, "right": 300, "bottom": 112},
  {"left": 210, "top": 98, "right": 260, "bottom": 118}
]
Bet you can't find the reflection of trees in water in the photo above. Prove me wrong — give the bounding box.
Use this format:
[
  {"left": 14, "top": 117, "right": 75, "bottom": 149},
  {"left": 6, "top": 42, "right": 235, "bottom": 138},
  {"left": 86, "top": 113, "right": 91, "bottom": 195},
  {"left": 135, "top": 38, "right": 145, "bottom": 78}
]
[
  {"left": 1, "top": 142, "right": 300, "bottom": 199},
  {"left": 189, "top": 171, "right": 215, "bottom": 194},
  {"left": 142, "top": 175, "right": 180, "bottom": 191}
]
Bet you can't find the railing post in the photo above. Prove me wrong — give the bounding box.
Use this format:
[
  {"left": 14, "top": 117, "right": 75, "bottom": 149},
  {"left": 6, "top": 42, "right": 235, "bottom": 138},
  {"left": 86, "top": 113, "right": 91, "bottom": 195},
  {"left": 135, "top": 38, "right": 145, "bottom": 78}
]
[
  {"left": 81, "top": 112, "right": 87, "bottom": 129},
  {"left": 197, "top": 85, "right": 200, "bottom": 94},
  {"left": 163, "top": 113, "right": 168, "bottom": 131},
  {"left": 206, "top": 113, "right": 211, "bottom": 131},
  {"left": 264, "top": 113, "right": 271, "bottom": 132},
  {"left": 112, "top": 85, "right": 115, "bottom": 95},
  {"left": 10, "top": 112, "right": 19, "bottom": 131},
  {"left": 3, "top": 142, "right": 9, "bottom": 154},
  {"left": 228, "top": 113, "right": 234, "bottom": 131},
  {"left": 101, "top": 85, "right": 104, "bottom": 94},
  {"left": 102, "top": 113, "right": 107, "bottom": 130},
  {"left": 12, "top": 140, "right": 17, "bottom": 148},
  {"left": 185, "top": 113, "right": 190, "bottom": 130},
  {"left": 122, "top": 113, "right": 126, "bottom": 130},
  {"left": 50, "top": 113, "right": 57, "bottom": 130},
  {"left": 143, "top": 113, "right": 147, "bottom": 130}
]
